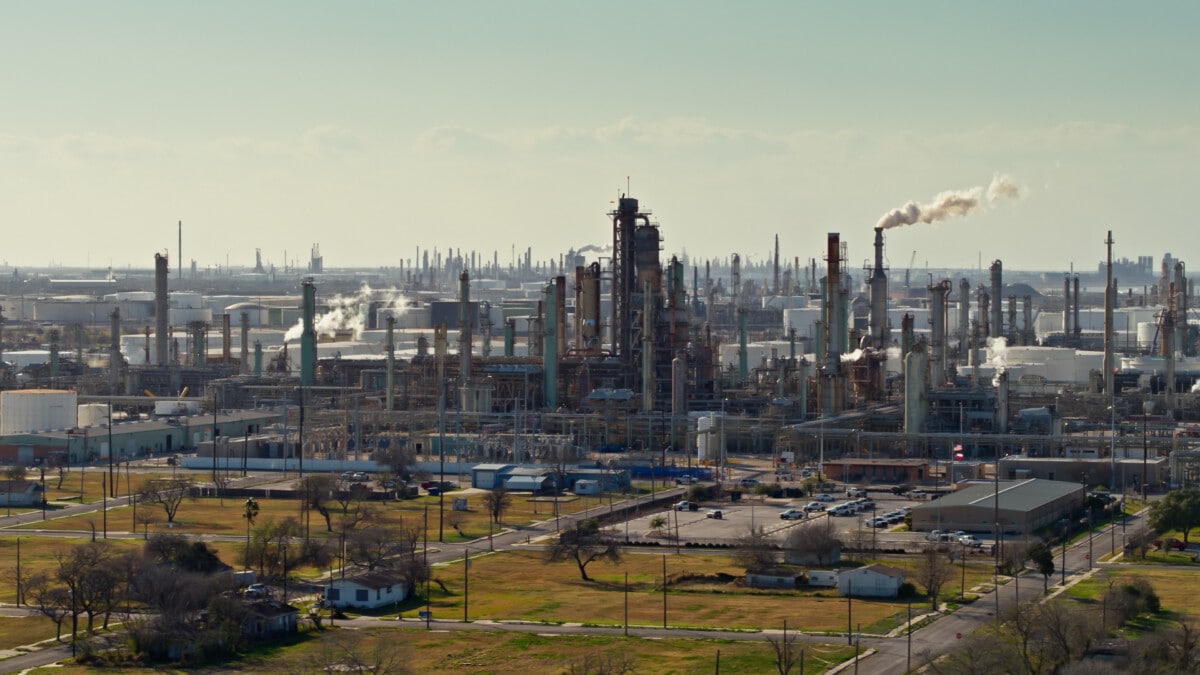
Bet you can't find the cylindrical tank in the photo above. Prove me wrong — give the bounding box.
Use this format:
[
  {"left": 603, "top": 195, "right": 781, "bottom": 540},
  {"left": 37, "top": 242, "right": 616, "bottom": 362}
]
[
  {"left": 696, "top": 414, "right": 725, "bottom": 464},
  {"left": 0, "top": 390, "right": 79, "bottom": 435},
  {"left": 77, "top": 403, "right": 108, "bottom": 427},
  {"left": 1137, "top": 322, "right": 1158, "bottom": 350}
]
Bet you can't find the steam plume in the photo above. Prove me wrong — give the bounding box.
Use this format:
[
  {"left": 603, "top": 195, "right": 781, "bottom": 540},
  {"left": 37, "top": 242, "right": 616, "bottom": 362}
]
[
  {"left": 876, "top": 173, "right": 1022, "bottom": 230},
  {"left": 283, "top": 283, "right": 410, "bottom": 343}
]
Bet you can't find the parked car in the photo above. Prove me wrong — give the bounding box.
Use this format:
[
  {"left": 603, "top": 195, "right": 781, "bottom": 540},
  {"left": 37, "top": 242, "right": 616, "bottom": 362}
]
[
  {"left": 925, "top": 529, "right": 945, "bottom": 542},
  {"left": 802, "top": 501, "right": 825, "bottom": 512},
  {"left": 815, "top": 493, "right": 835, "bottom": 502},
  {"left": 847, "top": 487, "right": 867, "bottom": 497},
  {"left": 779, "top": 508, "right": 806, "bottom": 520},
  {"left": 706, "top": 510, "right": 724, "bottom": 519},
  {"left": 958, "top": 535, "right": 983, "bottom": 548},
  {"left": 867, "top": 517, "right": 889, "bottom": 528},
  {"left": 244, "top": 583, "right": 268, "bottom": 599},
  {"left": 910, "top": 489, "right": 928, "bottom": 498},
  {"left": 676, "top": 475, "right": 697, "bottom": 485},
  {"left": 1154, "top": 539, "right": 1187, "bottom": 550},
  {"left": 738, "top": 478, "right": 760, "bottom": 488},
  {"left": 675, "top": 500, "right": 699, "bottom": 511}
]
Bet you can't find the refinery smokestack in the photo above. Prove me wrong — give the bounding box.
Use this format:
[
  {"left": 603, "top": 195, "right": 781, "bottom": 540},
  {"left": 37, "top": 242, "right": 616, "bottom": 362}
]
[
  {"left": 300, "top": 279, "right": 316, "bottom": 386},
  {"left": 1105, "top": 231, "right": 1115, "bottom": 395},
  {"left": 240, "top": 312, "right": 250, "bottom": 375},
  {"left": 958, "top": 279, "right": 970, "bottom": 364},
  {"left": 869, "top": 227, "right": 889, "bottom": 348},
  {"left": 154, "top": 253, "right": 169, "bottom": 366},
  {"left": 989, "top": 260, "right": 1003, "bottom": 338}
]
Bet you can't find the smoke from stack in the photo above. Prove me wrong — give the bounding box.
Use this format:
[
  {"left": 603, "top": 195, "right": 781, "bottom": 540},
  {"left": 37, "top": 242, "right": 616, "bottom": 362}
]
[{"left": 875, "top": 174, "right": 1021, "bottom": 230}]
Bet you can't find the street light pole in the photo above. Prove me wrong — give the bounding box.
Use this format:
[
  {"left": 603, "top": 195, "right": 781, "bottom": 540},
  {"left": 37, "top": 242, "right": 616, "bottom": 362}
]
[{"left": 1142, "top": 400, "right": 1151, "bottom": 502}]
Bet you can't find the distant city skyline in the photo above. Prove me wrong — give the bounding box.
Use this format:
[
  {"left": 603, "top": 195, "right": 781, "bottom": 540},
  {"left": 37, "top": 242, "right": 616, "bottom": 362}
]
[{"left": 2, "top": 2, "right": 1197, "bottom": 272}]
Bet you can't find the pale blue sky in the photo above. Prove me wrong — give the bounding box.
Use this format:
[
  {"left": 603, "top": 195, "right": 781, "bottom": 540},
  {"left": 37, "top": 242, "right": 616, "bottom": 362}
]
[{"left": 2, "top": 2, "right": 1197, "bottom": 273}]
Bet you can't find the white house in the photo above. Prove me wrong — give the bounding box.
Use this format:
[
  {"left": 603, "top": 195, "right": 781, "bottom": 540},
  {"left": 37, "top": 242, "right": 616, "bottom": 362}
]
[
  {"left": 323, "top": 569, "right": 409, "bottom": 609},
  {"left": 837, "top": 564, "right": 905, "bottom": 598}
]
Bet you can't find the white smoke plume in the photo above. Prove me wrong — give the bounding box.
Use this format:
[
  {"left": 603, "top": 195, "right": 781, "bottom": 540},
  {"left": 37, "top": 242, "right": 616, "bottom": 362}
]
[
  {"left": 840, "top": 349, "right": 865, "bottom": 363},
  {"left": 986, "top": 336, "right": 1009, "bottom": 368},
  {"left": 875, "top": 174, "right": 1022, "bottom": 230},
  {"left": 284, "top": 284, "right": 409, "bottom": 343},
  {"left": 576, "top": 243, "right": 612, "bottom": 254}
]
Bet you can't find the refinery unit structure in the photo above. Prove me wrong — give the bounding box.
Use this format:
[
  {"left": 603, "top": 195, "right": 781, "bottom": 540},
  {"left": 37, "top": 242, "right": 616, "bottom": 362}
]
[{"left": 0, "top": 199, "right": 1196, "bottom": 494}]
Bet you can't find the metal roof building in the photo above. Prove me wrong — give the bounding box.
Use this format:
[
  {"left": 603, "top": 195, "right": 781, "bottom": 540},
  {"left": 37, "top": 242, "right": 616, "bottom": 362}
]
[{"left": 910, "top": 478, "right": 1085, "bottom": 536}]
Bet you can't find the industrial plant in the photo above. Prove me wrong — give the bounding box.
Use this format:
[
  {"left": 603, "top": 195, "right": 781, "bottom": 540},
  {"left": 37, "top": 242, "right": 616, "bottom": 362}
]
[{"left": 0, "top": 196, "right": 1196, "bottom": 500}]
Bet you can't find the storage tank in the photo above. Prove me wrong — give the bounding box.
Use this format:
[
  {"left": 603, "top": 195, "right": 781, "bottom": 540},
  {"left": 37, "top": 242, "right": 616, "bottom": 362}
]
[
  {"left": 1, "top": 390, "right": 78, "bottom": 435},
  {"left": 696, "top": 414, "right": 725, "bottom": 464},
  {"left": 77, "top": 403, "right": 109, "bottom": 427},
  {"left": 1137, "top": 322, "right": 1158, "bottom": 350}
]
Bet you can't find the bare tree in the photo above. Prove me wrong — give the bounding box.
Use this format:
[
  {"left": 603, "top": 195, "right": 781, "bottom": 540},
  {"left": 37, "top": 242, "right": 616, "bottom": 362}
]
[
  {"left": 24, "top": 572, "right": 72, "bottom": 640},
  {"left": 347, "top": 525, "right": 411, "bottom": 571},
  {"left": 482, "top": 486, "right": 512, "bottom": 525},
  {"left": 1035, "top": 600, "right": 1100, "bottom": 669},
  {"left": 766, "top": 619, "right": 802, "bottom": 674},
  {"left": 783, "top": 521, "right": 842, "bottom": 567},
  {"left": 545, "top": 518, "right": 621, "bottom": 582},
  {"left": 1125, "top": 523, "right": 1154, "bottom": 560},
  {"left": 375, "top": 444, "right": 417, "bottom": 485},
  {"left": 734, "top": 526, "right": 778, "bottom": 570},
  {"left": 300, "top": 474, "right": 337, "bottom": 531},
  {"left": 307, "top": 628, "right": 410, "bottom": 675},
  {"left": 914, "top": 545, "right": 955, "bottom": 611},
  {"left": 137, "top": 478, "right": 193, "bottom": 523}
]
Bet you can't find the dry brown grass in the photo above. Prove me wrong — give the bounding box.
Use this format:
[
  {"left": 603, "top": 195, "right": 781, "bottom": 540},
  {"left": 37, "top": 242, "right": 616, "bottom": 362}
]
[{"left": 418, "top": 549, "right": 914, "bottom": 633}]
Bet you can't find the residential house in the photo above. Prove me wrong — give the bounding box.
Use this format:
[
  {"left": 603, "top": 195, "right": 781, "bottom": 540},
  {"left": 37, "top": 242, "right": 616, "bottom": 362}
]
[
  {"left": 323, "top": 569, "right": 409, "bottom": 609},
  {"left": 838, "top": 564, "right": 905, "bottom": 598}
]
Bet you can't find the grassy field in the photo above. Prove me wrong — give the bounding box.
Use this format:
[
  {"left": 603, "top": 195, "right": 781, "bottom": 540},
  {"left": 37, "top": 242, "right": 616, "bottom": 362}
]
[
  {"left": 404, "top": 549, "right": 924, "bottom": 634},
  {"left": 20, "top": 627, "right": 857, "bottom": 674},
  {"left": 0, "top": 615, "right": 62, "bottom": 652},
  {"left": 17, "top": 488, "right": 608, "bottom": 544},
  {"left": 1065, "top": 567, "right": 1200, "bottom": 620}
]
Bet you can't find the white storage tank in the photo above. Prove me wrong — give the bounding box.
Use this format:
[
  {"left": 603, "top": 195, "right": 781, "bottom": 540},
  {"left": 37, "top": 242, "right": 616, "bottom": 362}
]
[
  {"left": 1, "top": 389, "right": 78, "bottom": 435},
  {"left": 696, "top": 414, "right": 725, "bottom": 464},
  {"left": 77, "top": 403, "right": 109, "bottom": 427}
]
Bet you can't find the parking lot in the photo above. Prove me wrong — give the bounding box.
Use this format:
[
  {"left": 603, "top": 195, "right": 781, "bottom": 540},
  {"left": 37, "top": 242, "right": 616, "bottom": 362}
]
[{"left": 618, "top": 488, "right": 998, "bottom": 552}]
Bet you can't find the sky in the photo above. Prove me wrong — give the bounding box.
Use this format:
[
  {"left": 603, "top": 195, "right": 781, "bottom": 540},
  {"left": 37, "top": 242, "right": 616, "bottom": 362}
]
[{"left": 1, "top": 1, "right": 1198, "bottom": 274}]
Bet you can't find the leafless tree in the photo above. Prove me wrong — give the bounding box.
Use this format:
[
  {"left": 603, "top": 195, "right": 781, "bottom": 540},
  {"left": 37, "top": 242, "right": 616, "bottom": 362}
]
[
  {"left": 766, "top": 619, "right": 802, "bottom": 674},
  {"left": 300, "top": 474, "right": 337, "bottom": 531},
  {"left": 24, "top": 572, "right": 72, "bottom": 640},
  {"left": 733, "top": 526, "right": 778, "bottom": 570},
  {"left": 914, "top": 544, "right": 955, "bottom": 611},
  {"left": 482, "top": 486, "right": 512, "bottom": 525},
  {"left": 545, "top": 518, "right": 621, "bottom": 582},
  {"left": 347, "top": 525, "right": 411, "bottom": 571},
  {"left": 783, "top": 520, "right": 842, "bottom": 567},
  {"left": 1125, "top": 523, "right": 1154, "bottom": 560},
  {"left": 136, "top": 477, "right": 193, "bottom": 523},
  {"left": 307, "top": 628, "right": 410, "bottom": 675}
]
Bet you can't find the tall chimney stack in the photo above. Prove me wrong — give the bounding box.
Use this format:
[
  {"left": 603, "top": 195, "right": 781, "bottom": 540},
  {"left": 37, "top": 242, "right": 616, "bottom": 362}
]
[{"left": 154, "top": 253, "right": 169, "bottom": 366}]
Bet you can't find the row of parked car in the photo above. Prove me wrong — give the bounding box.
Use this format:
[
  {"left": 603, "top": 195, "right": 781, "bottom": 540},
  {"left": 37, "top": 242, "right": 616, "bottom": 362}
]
[
  {"left": 925, "top": 529, "right": 983, "bottom": 547},
  {"left": 865, "top": 507, "right": 912, "bottom": 528}
]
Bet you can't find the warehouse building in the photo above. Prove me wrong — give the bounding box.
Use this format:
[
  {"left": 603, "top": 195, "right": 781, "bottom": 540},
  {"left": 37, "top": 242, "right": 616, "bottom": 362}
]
[{"left": 909, "top": 478, "right": 1085, "bottom": 536}]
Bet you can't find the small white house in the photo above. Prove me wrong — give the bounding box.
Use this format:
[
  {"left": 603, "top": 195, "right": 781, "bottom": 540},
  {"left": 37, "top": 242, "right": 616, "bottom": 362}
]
[
  {"left": 806, "top": 570, "right": 839, "bottom": 588},
  {"left": 323, "top": 569, "right": 409, "bottom": 609},
  {"left": 0, "top": 481, "right": 42, "bottom": 508},
  {"left": 837, "top": 564, "right": 905, "bottom": 598}
]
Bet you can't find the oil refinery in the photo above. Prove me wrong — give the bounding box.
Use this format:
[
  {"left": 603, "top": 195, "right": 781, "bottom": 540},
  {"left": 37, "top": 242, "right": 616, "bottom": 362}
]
[{"left": 0, "top": 195, "right": 1194, "bottom": 494}]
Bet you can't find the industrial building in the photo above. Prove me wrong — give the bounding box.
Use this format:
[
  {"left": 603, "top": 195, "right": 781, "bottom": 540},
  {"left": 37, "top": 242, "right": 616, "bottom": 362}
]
[{"left": 909, "top": 479, "right": 1086, "bottom": 536}]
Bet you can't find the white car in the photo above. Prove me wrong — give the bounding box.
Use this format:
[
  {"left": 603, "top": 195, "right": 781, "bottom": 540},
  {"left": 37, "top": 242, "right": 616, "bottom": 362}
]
[
  {"left": 779, "top": 508, "right": 806, "bottom": 520},
  {"left": 815, "top": 493, "right": 835, "bottom": 502},
  {"left": 802, "top": 501, "right": 825, "bottom": 512}
]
